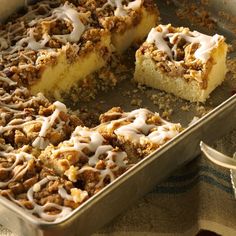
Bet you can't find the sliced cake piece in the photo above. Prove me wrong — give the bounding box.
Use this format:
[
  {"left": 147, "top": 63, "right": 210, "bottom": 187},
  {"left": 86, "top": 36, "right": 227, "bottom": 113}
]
[
  {"left": 0, "top": 143, "right": 89, "bottom": 221},
  {"left": 96, "top": 107, "right": 182, "bottom": 159},
  {"left": 79, "top": 0, "right": 160, "bottom": 53},
  {"left": 0, "top": 75, "right": 82, "bottom": 149},
  {"left": 0, "top": 1, "right": 112, "bottom": 99},
  {"left": 39, "top": 126, "right": 130, "bottom": 195},
  {"left": 134, "top": 24, "right": 228, "bottom": 102}
]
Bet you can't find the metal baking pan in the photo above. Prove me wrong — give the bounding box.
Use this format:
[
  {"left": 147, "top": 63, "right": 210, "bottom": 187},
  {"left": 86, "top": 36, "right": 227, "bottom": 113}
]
[{"left": 0, "top": 0, "right": 235, "bottom": 235}]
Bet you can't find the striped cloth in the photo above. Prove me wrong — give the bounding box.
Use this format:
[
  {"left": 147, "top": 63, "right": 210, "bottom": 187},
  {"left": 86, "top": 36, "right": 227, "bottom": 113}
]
[
  {"left": 95, "top": 154, "right": 236, "bottom": 236},
  {"left": 1, "top": 131, "right": 236, "bottom": 236}
]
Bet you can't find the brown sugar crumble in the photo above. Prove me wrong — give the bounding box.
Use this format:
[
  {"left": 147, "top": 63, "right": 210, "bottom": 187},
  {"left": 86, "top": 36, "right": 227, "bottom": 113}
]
[{"left": 175, "top": 2, "right": 216, "bottom": 30}]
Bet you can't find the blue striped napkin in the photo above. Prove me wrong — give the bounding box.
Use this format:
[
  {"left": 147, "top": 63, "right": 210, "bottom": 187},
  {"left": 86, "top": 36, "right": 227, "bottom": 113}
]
[{"left": 95, "top": 151, "right": 236, "bottom": 236}]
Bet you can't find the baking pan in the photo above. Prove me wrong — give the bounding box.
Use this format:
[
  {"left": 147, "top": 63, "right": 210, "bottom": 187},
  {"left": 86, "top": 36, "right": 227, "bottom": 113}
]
[
  {"left": 0, "top": 0, "right": 25, "bottom": 22},
  {"left": 0, "top": 0, "right": 235, "bottom": 235}
]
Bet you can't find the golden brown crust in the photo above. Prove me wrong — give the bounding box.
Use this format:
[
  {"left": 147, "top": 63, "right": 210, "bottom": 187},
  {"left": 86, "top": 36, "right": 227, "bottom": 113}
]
[
  {"left": 0, "top": 155, "right": 85, "bottom": 215},
  {"left": 78, "top": 0, "right": 159, "bottom": 33},
  {"left": 0, "top": 0, "right": 111, "bottom": 87},
  {"left": 137, "top": 24, "right": 226, "bottom": 89},
  {"left": 97, "top": 107, "right": 182, "bottom": 160}
]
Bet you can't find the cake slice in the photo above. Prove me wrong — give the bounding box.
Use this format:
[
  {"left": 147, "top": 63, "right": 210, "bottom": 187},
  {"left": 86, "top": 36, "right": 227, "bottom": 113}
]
[
  {"left": 0, "top": 143, "right": 89, "bottom": 221},
  {"left": 80, "top": 0, "right": 160, "bottom": 53},
  {"left": 39, "top": 126, "right": 130, "bottom": 194},
  {"left": 134, "top": 24, "right": 228, "bottom": 102},
  {"left": 0, "top": 74, "right": 82, "bottom": 149},
  {"left": 96, "top": 107, "right": 182, "bottom": 159},
  {"left": 0, "top": 1, "right": 112, "bottom": 99}
]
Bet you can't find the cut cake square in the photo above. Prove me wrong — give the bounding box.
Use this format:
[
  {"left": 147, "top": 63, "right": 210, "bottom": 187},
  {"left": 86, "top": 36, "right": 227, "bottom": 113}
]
[
  {"left": 39, "top": 126, "right": 130, "bottom": 195},
  {"left": 0, "top": 143, "right": 89, "bottom": 221},
  {"left": 79, "top": 0, "right": 160, "bottom": 53},
  {"left": 0, "top": 73, "right": 82, "bottom": 149},
  {"left": 0, "top": 1, "right": 112, "bottom": 99},
  {"left": 134, "top": 24, "right": 228, "bottom": 102},
  {"left": 96, "top": 107, "right": 182, "bottom": 159}
]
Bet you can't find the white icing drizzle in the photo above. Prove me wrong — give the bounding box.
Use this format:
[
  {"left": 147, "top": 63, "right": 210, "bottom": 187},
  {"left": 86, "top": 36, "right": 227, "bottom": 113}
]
[
  {"left": 147, "top": 27, "right": 172, "bottom": 59},
  {"left": 105, "top": 108, "right": 181, "bottom": 145},
  {"left": 95, "top": 150, "right": 128, "bottom": 187},
  {"left": 102, "top": 0, "right": 142, "bottom": 17},
  {"left": 49, "top": 126, "right": 129, "bottom": 187},
  {"left": 53, "top": 126, "right": 128, "bottom": 165},
  {"left": 0, "top": 21, "right": 27, "bottom": 51},
  {"left": 147, "top": 123, "right": 181, "bottom": 145},
  {"left": 71, "top": 126, "right": 105, "bottom": 153},
  {"left": 15, "top": 2, "right": 86, "bottom": 51},
  {"left": 146, "top": 24, "right": 223, "bottom": 62},
  {"left": 0, "top": 146, "right": 85, "bottom": 222},
  {"left": 106, "top": 150, "right": 128, "bottom": 168},
  {"left": 125, "top": 0, "right": 143, "bottom": 10},
  {"left": 16, "top": 28, "right": 51, "bottom": 51},
  {"left": 0, "top": 148, "right": 34, "bottom": 188},
  {"left": 20, "top": 176, "right": 88, "bottom": 221},
  {"left": 88, "top": 145, "right": 112, "bottom": 166},
  {"left": 26, "top": 1, "right": 57, "bottom": 26},
  {"left": 0, "top": 91, "right": 44, "bottom": 110},
  {"left": 52, "top": 2, "right": 85, "bottom": 43},
  {"left": 58, "top": 187, "right": 74, "bottom": 201},
  {"left": 24, "top": 176, "right": 72, "bottom": 222},
  {"left": 6, "top": 176, "right": 73, "bottom": 222},
  {"left": 0, "top": 96, "right": 68, "bottom": 150},
  {"left": 32, "top": 101, "right": 67, "bottom": 149},
  {"left": 0, "top": 89, "right": 49, "bottom": 134},
  {"left": 78, "top": 166, "right": 99, "bottom": 174},
  {"left": 0, "top": 118, "right": 37, "bottom": 134},
  {"left": 0, "top": 76, "right": 17, "bottom": 86},
  {"left": 50, "top": 126, "right": 106, "bottom": 160},
  {"left": 0, "top": 2, "right": 60, "bottom": 52},
  {"left": 96, "top": 168, "right": 115, "bottom": 187}
]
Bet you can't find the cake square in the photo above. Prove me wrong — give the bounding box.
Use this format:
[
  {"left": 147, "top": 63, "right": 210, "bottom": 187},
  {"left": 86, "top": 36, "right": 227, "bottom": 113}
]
[
  {"left": 96, "top": 107, "right": 182, "bottom": 159},
  {"left": 79, "top": 0, "right": 160, "bottom": 53},
  {"left": 39, "top": 126, "right": 130, "bottom": 195},
  {"left": 0, "top": 1, "right": 112, "bottom": 99},
  {"left": 0, "top": 74, "right": 82, "bottom": 149},
  {"left": 0, "top": 143, "right": 88, "bottom": 221},
  {"left": 134, "top": 24, "right": 228, "bottom": 102}
]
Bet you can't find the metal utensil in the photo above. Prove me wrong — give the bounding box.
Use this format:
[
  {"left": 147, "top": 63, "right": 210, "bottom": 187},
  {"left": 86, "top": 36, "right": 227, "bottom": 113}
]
[
  {"left": 231, "top": 153, "right": 236, "bottom": 198},
  {"left": 200, "top": 141, "right": 236, "bottom": 170},
  {"left": 200, "top": 141, "right": 236, "bottom": 198}
]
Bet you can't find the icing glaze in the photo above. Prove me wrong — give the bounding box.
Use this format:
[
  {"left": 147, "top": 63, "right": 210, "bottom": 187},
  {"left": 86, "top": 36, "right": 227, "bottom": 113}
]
[
  {"left": 7, "top": 2, "right": 86, "bottom": 51},
  {"left": 47, "top": 126, "right": 129, "bottom": 188},
  {"left": 32, "top": 101, "right": 67, "bottom": 149},
  {"left": 146, "top": 24, "right": 223, "bottom": 62},
  {"left": 0, "top": 96, "right": 68, "bottom": 150},
  {"left": 102, "top": 0, "right": 142, "bottom": 17},
  {"left": 105, "top": 108, "right": 181, "bottom": 145}
]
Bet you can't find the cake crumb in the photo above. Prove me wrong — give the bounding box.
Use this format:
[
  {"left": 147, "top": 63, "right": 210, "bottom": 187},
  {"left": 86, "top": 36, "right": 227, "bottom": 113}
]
[
  {"left": 181, "top": 104, "right": 190, "bottom": 111},
  {"left": 131, "top": 98, "right": 142, "bottom": 106}
]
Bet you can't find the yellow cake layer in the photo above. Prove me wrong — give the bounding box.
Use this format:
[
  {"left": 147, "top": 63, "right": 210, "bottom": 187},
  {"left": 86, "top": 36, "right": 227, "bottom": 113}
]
[
  {"left": 134, "top": 32, "right": 228, "bottom": 102},
  {"left": 30, "top": 33, "right": 111, "bottom": 99},
  {"left": 112, "top": 7, "right": 158, "bottom": 53}
]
